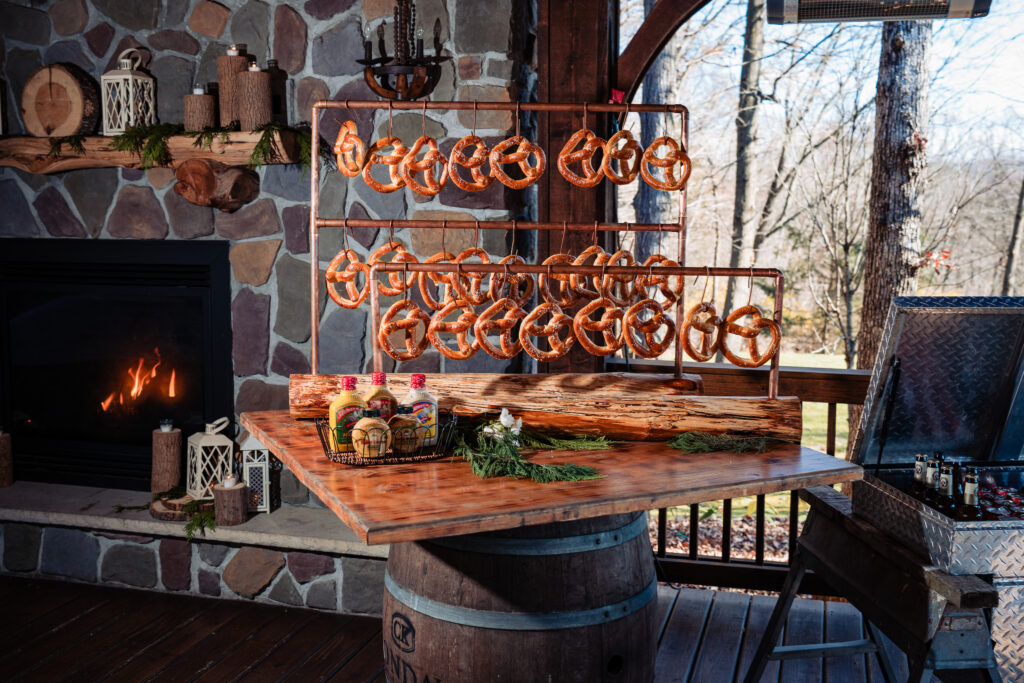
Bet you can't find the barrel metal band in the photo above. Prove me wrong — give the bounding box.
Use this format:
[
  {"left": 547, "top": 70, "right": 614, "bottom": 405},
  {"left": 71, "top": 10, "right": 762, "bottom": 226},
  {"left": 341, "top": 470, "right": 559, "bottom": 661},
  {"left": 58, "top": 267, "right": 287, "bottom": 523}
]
[
  {"left": 385, "top": 572, "right": 657, "bottom": 631},
  {"left": 425, "top": 512, "right": 647, "bottom": 556}
]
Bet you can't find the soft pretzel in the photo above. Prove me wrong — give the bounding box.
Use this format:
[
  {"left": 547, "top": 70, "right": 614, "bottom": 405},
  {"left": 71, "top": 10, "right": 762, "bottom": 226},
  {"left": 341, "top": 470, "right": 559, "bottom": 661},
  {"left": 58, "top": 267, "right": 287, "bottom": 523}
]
[
  {"left": 573, "top": 297, "right": 625, "bottom": 356},
  {"left": 719, "top": 305, "right": 781, "bottom": 368},
  {"left": 450, "top": 248, "right": 491, "bottom": 306},
  {"left": 325, "top": 249, "right": 370, "bottom": 309},
  {"left": 362, "top": 136, "right": 409, "bottom": 193},
  {"left": 449, "top": 136, "right": 494, "bottom": 192},
  {"left": 379, "top": 300, "right": 432, "bottom": 362},
  {"left": 490, "top": 254, "right": 535, "bottom": 306},
  {"left": 624, "top": 298, "right": 675, "bottom": 359},
  {"left": 419, "top": 251, "right": 457, "bottom": 311},
  {"left": 637, "top": 254, "right": 685, "bottom": 305},
  {"left": 601, "top": 130, "right": 642, "bottom": 185},
  {"left": 520, "top": 302, "right": 576, "bottom": 362},
  {"left": 474, "top": 297, "right": 527, "bottom": 360},
  {"left": 367, "top": 242, "right": 417, "bottom": 296},
  {"left": 595, "top": 249, "right": 638, "bottom": 307},
  {"left": 400, "top": 136, "right": 449, "bottom": 197},
  {"left": 557, "top": 129, "right": 606, "bottom": 188},
  {"left": 569, "top": 245, "right": 607, "bottom": 300},
  {"left": 489, "top": 135, "right": 546, "bottom": 190},
  {"left": 333, "top": 121, "right": 366, "bottom": 177},
  {"left": 640, "top": 136, "right": 692, "bottom": 192},
  {"left": 427, "top": 300, "right": 480, "bottom": 361},
  {"left": 538, "top": 253, "right": 578, "bottom": 308},
  {"left": 681, "top": 301, "right": 722, "bottom": 362}
]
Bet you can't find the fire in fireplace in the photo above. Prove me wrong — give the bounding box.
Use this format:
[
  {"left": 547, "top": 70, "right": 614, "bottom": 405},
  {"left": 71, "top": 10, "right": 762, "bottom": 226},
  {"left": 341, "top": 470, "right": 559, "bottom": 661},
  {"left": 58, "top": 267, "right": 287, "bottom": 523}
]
[{"left": 0, "top": 239, "right": 233, "bottom": 490}]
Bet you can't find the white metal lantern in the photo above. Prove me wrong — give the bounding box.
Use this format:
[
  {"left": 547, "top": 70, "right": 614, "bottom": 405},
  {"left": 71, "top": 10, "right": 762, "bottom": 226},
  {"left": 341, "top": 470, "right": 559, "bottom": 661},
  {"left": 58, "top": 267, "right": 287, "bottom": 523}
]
[
  {"left": 239, "top": 434, "right": 281, "bottom": 513},
  {"left": 187, "top": 417, "right": 233, "bottom": 499},
  {"left": 101, "top": 48, "right": 156, "bottom": 135}
]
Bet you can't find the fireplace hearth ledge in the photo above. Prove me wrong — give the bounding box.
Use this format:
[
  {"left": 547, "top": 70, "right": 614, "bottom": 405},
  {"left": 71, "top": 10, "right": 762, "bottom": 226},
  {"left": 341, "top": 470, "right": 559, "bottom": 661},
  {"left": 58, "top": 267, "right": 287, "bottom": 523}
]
[{"left": 0, "top": 481, "right": 387, "bottom": 558}]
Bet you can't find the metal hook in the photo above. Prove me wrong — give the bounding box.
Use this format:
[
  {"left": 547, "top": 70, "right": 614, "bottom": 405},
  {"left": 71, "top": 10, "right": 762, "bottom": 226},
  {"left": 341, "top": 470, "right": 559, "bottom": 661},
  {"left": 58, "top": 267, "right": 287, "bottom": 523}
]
[
  {"left": 472, "top": 101, "right": 478, "bottom": 138},
  {"left": 701, "top": 265, "right": 711, "bottom": 301},
  {"left": 593, "top": 220, "right": 599, "bottom": 246},
  {"left": 403, "top": 261, "right": 410, "bottom": 302},
  {"left": 388, "top": 101, "right": 394, "bottom": 138},
  {"left": 510, "top": 219, "right": 518, "bottom": 257},
  {"left": 441, "top": 219, "right": 447, "bottom": 254},
  {"left": 515, "top": 101, "right": 521, "bottom": 138},
  {"left": 583, "top": 101, "right": 589, "bottom": 129},
  {"left": 422, "top": 100, "right": 427, "bottom": 138},
  {"left": 475, "top": 219, "right": 481, "bottom": 247},
  {"left": 560, "top": 221, "right": 568, "bottom": 254},
  {"left": 747, "top": 263, "right": 755, "bottom": 306},
  {"left": 389, "top": 219, "right": 395, "bottom": 245}
]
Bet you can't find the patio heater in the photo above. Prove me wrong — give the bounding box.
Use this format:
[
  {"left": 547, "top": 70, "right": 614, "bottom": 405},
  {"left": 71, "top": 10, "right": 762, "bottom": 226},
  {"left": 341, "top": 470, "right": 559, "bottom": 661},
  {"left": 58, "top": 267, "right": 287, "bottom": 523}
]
[{"left": 768, "top": 0, "right": 991, "bottom": 23}]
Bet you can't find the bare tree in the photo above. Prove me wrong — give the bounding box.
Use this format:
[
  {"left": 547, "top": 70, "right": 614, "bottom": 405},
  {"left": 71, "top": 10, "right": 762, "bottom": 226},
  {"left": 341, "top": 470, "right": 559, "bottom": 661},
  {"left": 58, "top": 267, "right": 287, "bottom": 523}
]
[{"left": 1003, "top": 176, "right": 1024, "bottom": 295}]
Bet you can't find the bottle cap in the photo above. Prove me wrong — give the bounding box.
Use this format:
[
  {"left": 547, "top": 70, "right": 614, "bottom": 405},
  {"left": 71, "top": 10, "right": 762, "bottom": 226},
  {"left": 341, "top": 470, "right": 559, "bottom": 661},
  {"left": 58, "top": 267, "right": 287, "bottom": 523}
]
[
  {"left": 372, "top": 372, "right": 387, "bottom": 385},
  {"left": 342, "top": 376, "right": 356, "bottom": 391},
  {"left": 411, "top": 373, "right": 426, "bottom": 389},
  {"left": 397, "top": 405, "right": 413, "bottom": 414},
  {"left": 267, "top": 59, "right": 278, "bottom": 68},
  {"left": 365, "top": 409, "right": 379, "bottom": 418}
]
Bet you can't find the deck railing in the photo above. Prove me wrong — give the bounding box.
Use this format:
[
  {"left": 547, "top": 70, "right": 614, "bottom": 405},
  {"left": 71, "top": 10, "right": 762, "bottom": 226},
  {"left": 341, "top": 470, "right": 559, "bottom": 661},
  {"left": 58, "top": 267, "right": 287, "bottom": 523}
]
[{"left": 607, "top": 359, "right": 872, "bottom": 594}]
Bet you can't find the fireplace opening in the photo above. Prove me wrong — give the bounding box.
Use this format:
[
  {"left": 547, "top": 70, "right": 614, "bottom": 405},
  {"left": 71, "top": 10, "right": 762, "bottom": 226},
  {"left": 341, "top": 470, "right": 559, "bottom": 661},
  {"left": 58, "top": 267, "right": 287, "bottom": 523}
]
[{"left": 1, "top": 239, "right": 233, "bottom": 491}]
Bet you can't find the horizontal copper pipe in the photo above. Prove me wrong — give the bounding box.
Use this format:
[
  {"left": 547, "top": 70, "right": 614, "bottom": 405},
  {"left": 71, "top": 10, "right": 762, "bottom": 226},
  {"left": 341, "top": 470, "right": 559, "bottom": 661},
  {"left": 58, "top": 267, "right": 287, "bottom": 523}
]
[
  {"left": 314, "top": 99, "right": 687, "bottom": 115},
  {"left": 367, "top": 263, "right": 784, "bottom": 278},
  {"left": 316, "top": 218, "right": 683, "bottom": 233}
]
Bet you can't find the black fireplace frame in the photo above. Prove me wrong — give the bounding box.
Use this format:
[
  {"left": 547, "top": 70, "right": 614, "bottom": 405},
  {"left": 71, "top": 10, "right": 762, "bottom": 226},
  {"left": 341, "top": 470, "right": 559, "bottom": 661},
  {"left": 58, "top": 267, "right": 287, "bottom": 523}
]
[{"left": 0, "top": 238, "right": 234, "bottom": 490}]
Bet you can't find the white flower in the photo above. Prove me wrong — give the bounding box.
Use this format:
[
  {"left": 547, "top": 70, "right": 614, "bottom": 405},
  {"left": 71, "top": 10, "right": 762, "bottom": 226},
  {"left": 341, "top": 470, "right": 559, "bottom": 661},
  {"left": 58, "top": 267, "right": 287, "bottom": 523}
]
[
  {"left": 499, "top": 408, "right": 515, "bottom": 429},
  {"left": 511, "top": 417, "right": 523, "bottom": 436},
  {"left": 482, "top": 425, "right": 499, "bottom": 439}
]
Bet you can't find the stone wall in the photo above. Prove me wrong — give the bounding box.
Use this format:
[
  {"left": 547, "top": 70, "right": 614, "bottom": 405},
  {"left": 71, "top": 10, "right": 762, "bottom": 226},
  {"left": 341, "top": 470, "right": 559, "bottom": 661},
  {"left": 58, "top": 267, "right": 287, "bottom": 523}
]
[
  {"left": 0, "top": 0, "right": 538, "bottom": 418},
  {"left": 0, "top": 521, "right": 386, "bottom": 614}
]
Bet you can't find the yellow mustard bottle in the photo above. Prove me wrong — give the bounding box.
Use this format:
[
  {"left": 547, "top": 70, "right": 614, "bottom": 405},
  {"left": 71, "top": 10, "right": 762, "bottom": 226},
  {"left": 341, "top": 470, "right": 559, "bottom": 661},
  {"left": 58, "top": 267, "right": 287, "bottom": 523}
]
[
  {"left": 362, "top": 371, "right": 397, "bottom": 420},
  {"left": 328, "top": 375, "right": 365, "bottom": 452}
]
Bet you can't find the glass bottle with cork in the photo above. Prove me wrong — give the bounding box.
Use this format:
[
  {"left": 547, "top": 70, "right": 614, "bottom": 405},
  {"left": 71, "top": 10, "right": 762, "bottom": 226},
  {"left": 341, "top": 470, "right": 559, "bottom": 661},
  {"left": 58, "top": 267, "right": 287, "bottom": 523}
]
[
  {"left": 363, "top": 372, "right": 398, "bottom": 420},
  {"left": 328, "top": 376, "right": 365, "bottom": 452},
  {"left": 401, "top": 373, "right": 438, "bottom": 447}
]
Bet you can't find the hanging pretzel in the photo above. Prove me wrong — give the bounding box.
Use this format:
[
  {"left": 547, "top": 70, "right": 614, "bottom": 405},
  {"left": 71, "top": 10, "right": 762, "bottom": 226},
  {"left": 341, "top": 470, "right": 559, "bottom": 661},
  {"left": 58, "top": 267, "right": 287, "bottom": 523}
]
[
  {"left": 556, "top": 129, "right": 606, "bottom": 188},
  {"left": 419, "top": 251, "right": 457, "bottom": 311},
  {"left": 379, "top": 299, "right": 432, "bottom": 361},
  {"left": 569, "top": 245, "right": 608, "bottom": 300},
  {"left": 449, "top": 135, "right": 494, "bottom": 192},
  {"left": 681, "top": 301, "right": 723, "bottom": 362},
  {"left": 325, "top": 249, "right": 370, "bottom": 309},
  {"left": 490, "top": 254, "right": 535, "bottom": 305},
  {"left": 595, "top": 249, "right": 638, "bottom": 307},
  {"left": 573, "top": 297, "right": 625, "bottom": 356},
  {"left": 489, "top": 135, "right": 546, "bottom": 190},
  {"left": 520, "top": 302, "right": 576, "bottom": 362},
  {"left": 719, "top": 305, "right": 781, "bottom": 368},
  {"left": 474, "top": 297, "right": 527, "bottom": 360},
  {"left": 539, "top": 253, "right": 578, "bottom": 308},
  {"left": 400, "top": 136, "right": 449, "bottom": 196},
  {"left": 367, "top": 242, "right": 417, "bottom": 296},
  {"left": 624, "top": 298, "right": 675, "bottom": 359},
  {"left": 601, "top": 130, "right": 642, "bottom": 185},
  {"left": 640, "top": 136, "right": 692, "bottom": 192},
  {"left": 428, "top": 300, "right": 480, "bottom": 361},
  {"left": 362, "top": 136, "right": 409, "bottom": 193},
  {"left": 333, "top": 121, "right": 366, "bottom": 177},
  {"left": 450, "top": 248, "right": 491, "bottom": 305},
  {"left": 637, "top": 254, "right": 685, "bottom": 305}
]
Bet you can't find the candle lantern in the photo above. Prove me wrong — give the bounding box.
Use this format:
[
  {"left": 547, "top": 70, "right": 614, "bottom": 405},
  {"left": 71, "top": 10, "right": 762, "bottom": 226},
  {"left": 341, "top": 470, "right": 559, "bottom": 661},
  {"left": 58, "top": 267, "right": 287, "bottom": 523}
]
[
  {"left": 186, "top": 417, "right": 233, "bottom": 499},
  {"left": 240, "top": 435, "right": 281, "bottom": 513},
  {"left": 101, "top": 48, "right": 156, "bottom": 135}
]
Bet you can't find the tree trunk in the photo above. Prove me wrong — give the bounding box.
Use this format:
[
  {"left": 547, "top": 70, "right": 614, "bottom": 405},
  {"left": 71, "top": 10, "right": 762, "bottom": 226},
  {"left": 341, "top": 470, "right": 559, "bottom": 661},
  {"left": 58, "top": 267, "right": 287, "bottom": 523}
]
[
  {"left": 633, "top": 0, "right": 673, "bottom": 263},
  {"left": 723, "top": 0, "right": 765, "bottom": 314},
  {"left": 1001, "top": 175, "right": 1024, "bottom": 296}
]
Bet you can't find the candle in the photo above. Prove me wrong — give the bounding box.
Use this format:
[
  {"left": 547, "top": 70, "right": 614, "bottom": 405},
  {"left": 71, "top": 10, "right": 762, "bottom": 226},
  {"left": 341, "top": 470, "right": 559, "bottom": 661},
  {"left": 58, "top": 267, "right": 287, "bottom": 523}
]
[
  {"left": 159, "top": 419, "right": 174, "bottom": 433},
  {"left": 223, "top": 472, "right": 239, "bottom": 488}
]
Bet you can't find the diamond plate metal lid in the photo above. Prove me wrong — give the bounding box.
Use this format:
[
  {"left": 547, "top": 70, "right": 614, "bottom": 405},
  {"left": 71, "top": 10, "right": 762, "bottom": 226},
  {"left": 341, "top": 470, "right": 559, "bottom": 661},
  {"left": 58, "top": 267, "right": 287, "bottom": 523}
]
[{"left": 850, "top": 297, "right": 1024, "bottom": 470}]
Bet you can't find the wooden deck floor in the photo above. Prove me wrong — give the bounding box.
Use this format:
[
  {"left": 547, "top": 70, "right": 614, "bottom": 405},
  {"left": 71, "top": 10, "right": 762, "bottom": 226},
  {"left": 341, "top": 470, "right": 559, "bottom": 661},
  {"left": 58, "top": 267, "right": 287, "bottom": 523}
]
[{"left": 0, "top": 576, "right": 910, "bottom": 683}]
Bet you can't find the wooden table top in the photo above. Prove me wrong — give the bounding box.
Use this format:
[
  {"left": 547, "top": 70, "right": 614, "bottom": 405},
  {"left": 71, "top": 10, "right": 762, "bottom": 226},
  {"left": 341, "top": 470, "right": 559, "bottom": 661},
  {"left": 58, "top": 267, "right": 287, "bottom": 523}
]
[{"left": 241, "top": 410, "right": 862, "bottom": 545}]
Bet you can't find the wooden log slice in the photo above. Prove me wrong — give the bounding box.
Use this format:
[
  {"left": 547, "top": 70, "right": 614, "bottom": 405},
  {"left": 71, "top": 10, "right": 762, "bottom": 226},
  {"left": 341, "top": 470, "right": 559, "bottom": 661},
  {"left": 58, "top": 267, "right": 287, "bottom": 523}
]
[
  {"left": 149, "top": 499, "right": 188, "bottom": 522},
  {"left": 20, "top": 63, "right": 100, "bottom": 137},
  {"left": 173, "top": 157, "right": 260, "bottom": 212}
]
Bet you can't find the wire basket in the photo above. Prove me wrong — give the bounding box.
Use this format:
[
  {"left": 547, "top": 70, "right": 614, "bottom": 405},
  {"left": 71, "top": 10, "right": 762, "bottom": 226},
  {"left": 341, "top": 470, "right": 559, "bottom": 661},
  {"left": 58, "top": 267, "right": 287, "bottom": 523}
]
[{"left": 313, "top": 412, "right": 459, "bottom": 465}]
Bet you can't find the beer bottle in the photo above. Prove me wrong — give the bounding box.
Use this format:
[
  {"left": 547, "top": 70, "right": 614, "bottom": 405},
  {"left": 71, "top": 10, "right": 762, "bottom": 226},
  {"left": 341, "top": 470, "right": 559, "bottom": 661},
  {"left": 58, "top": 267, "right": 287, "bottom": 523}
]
[
  {"left": 935, "top": 464, "right": 959, "bottom": 517},
  {"left": 956, "top": 467, "right": 984, "bottom": 521},
  {"left": 909, "top": 453, "right": 928, "bottom": 500},
  {"left": 923, "top": 452, "right": 944, "bottom": 508}
]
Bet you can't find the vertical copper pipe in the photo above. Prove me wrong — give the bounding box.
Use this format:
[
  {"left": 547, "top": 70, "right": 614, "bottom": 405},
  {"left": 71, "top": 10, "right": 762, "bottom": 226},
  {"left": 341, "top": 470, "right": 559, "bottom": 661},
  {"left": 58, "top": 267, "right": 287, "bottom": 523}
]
[
  {"left": 769, "top": 272, "right": 784, "bottom": 399},
  {"left": 369, "top": 265, "right": 383, "bottom": 374},
  {"left": 310, "top": 102, "right": 322, "bottom": 374},
  {"left": 673, "top": 109, "right": 689, "bottom": 380}
]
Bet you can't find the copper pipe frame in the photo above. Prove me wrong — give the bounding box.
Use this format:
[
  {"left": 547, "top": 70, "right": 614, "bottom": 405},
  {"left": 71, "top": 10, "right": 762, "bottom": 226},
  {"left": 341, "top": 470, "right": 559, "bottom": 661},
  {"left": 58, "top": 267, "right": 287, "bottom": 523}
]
[
  {"left": 314, "top": 99, "right": 688, "bottom": 115},
  {"left": 316, "top": 218, "right": 684, "bottom": 232},
  {"left": 366, "top": 263, "right": 784, "bottom": 398}
]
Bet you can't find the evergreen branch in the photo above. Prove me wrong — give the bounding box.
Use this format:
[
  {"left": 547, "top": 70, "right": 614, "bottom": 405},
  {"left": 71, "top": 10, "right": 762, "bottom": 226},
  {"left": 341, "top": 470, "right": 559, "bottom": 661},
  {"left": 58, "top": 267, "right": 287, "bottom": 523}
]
[
  {"left": 668, "top": 431, "right": 770, "bottom": 454},
  {"left": 47, "top": 135, "right": 87, "bottom": 158},
  {"left": 108, "top": 123, "right": 184, "bottom": 168},
  {"left": 183, "top": 507, "right": 217, "bottom": 542},
  {"left": 190, "top": 123, "right": 238, "bottom": 151},
  {"left": 519, "top": 429, "right": 617, "bottom": 451},
  {"left": 454, "top": 432, "right": 603, "bottom": 484},
  {"left": 249, "top": 122, "right": 284, "bottom": 167}
]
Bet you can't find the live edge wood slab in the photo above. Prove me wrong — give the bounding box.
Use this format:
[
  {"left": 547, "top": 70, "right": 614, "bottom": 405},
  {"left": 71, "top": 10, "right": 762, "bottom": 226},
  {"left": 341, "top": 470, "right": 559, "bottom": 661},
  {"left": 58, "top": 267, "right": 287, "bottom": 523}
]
[{"left": 240, "top": 410, "right": 862, "bottom": 546}]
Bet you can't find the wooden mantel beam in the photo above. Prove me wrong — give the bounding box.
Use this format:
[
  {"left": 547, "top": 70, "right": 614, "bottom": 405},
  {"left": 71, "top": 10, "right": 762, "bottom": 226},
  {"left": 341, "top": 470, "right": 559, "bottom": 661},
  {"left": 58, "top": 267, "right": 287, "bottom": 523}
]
[{"left": 614, "top": 0, "right": 713, "bottom": 105}]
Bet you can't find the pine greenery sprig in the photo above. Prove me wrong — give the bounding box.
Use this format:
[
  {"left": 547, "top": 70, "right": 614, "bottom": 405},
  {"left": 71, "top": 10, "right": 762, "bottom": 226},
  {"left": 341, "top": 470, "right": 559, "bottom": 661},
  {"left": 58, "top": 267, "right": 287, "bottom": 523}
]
[
  {"left": 47, "top": 134, "right": 87, "bottom": 158},
  {"left": 183, "top": 502, "right": 217, "bottom": 541},
  {"left": 519, "top": 429, "right": 616, "bottom": 451},
  {"left": 454, "top": 430, "right": 603, "bottom": 484},
  {"left": 190, "top": 122, "right": 238, "bottom": 151},
  {"left": 668, "top": 431, "right": 770, "bottom": 454},
  {"left": 109, "top": 123, "right": 184, "bottom": 168},
  {"left": 249, "top": 122, "right": 284, "bottom": 167}
]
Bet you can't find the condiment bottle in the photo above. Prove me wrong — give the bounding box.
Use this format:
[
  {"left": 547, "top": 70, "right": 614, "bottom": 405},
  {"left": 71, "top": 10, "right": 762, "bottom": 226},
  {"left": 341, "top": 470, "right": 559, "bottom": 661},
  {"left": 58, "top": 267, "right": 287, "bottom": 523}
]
[
  {"left": 956, "top": 467, "right": 984, "bottom": 521},
  {"left": 389, "top": 405, "right": 424, "bottom": 454},
  {"left": 328, "top": 376, "right": 365, "bottom": 452},
  {"left": 935, "top": 464, "right": 959, "bottom": 517},
  {"left": 909, "top": 453, "right": 928, "bottom": 500},
  {"left": 401, "top": 373, "right": 438, "bottom": 447},
  {"left": 352, "top": 409, "right": 391, "bottom": 458},
  {"left": 363, "top": 372, "right": 398, "bottom": 420}
]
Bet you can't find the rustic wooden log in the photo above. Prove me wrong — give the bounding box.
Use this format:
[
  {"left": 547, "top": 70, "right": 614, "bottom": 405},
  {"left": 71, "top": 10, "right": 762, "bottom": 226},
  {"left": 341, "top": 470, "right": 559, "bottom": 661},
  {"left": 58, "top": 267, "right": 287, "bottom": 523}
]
[
  {"left": 20, "top": 64, "right": 100, "bottom": 137},
  {"left": 236, "top": 69, "right": 271, "bottom": 132},
  {"left": 151, "top": 428, "right": 182, "bottom": 494},
  {"left": 216, "top": 54, "right": 249, "bottom": 127},
  {"left": 149, "top": 495, "right": 212, "bottom": 521},
  {"left": 173, "top": 158, "right": 260, "bottom": 212},
  {"left": 288, "top": 372, "right": 801, "bottom": 442},
  {"left": 213, "top": 484, "right": 248, "bottom": 526},
  {"left": 384, "top": 513, "right": 657, "bottom": 682},
  {"left": 0, "top": 433, "right": 12, "bottom": 487},
  {"left": 183, "top": 93, "right": 216, "bottom": 131}
]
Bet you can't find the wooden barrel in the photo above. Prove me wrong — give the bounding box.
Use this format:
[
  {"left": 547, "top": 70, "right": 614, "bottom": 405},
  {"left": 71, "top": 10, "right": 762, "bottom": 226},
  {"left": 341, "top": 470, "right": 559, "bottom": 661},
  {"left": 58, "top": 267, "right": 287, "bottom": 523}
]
[{"left": 382, "top": 512, "right": 657, "bottom": 682}]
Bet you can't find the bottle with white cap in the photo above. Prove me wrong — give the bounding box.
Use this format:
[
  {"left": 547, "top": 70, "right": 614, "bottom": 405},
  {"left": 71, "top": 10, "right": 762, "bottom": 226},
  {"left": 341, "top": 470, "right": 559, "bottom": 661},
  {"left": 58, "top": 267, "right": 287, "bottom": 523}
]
[{"left": 401, "top": 374, "right": 438, "bottom": 447}]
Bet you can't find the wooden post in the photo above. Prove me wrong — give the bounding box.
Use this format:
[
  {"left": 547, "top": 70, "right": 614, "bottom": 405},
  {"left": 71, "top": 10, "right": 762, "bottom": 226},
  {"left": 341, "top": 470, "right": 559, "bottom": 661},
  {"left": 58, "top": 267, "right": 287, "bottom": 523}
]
[
  {"left": 151, "top": 428, "right": 182, "bottom": 494},
  {"left": 184, "top": 93, "right": 216, "bottom": 131},
  {"left": 236, "top": 69, "right": 271, "bottom": 132},
  {"left": 213, "top": 484, "right": 248, "bottom": 526},
  {"left": 0, "top": 432, "right": 12, "bottom": 487}
]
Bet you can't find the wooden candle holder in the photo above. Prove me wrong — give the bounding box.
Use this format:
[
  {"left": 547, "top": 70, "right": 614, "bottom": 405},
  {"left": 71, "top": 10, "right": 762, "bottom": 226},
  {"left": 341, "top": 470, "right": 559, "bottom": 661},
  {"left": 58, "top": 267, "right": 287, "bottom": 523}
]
[
  {"left": 151, "top": 428, "right": 182, "bottom": 493},
  {"left": 216, "top": 54, "right": 249, "bottom": 126},
  {"left": 237, "top": 69, "right": 271, "bottom": 131},
  {"left": 213, "top": 483, "right": 248, "bottom": 526},
  {"left": 184, "top": 93, "right": 216, "bottom": 130}
]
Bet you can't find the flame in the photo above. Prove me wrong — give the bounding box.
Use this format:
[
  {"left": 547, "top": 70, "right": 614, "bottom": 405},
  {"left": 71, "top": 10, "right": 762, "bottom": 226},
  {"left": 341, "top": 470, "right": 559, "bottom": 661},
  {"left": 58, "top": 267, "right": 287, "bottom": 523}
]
[{"left": 99, "top": 347, "right": 179, "bottom": 413}]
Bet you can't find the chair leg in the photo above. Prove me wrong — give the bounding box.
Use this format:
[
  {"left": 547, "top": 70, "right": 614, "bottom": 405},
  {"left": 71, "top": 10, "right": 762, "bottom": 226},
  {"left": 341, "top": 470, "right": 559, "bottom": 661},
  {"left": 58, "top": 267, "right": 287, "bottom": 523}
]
[
  {"left": 741, "top": 550, "right": 807, "bottom": 683},
  {"left": 866, "top": 621, "right": 900, "bottom": 683}
]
